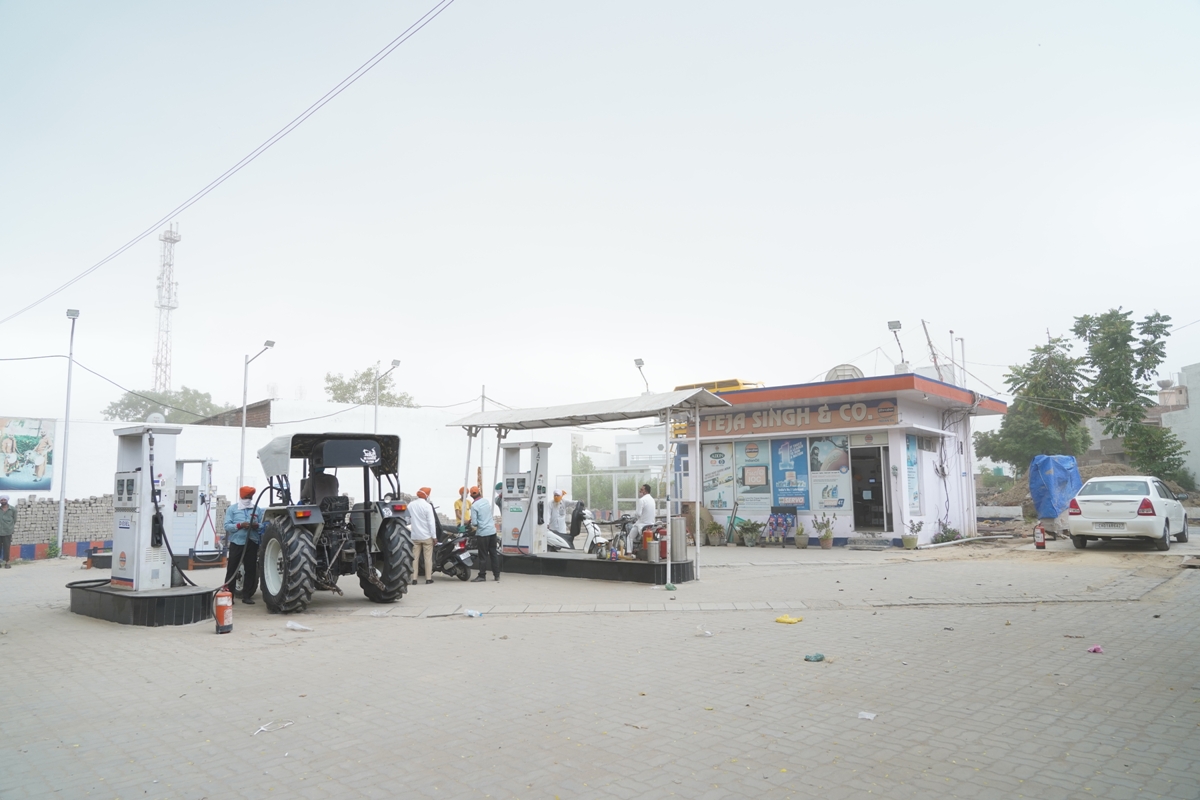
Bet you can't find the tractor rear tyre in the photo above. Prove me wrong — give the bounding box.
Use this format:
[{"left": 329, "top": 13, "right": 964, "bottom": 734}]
[
  {"left": 361, "top": 518, "right": 413, "bottom": 603},
  {"left": 259, "top": 518, "right": 316, "bottom": 613}
]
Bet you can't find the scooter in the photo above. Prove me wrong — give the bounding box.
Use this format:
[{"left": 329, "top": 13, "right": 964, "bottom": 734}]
[{"left": 432, "top": 530, "right": 474, "bottom": 581}]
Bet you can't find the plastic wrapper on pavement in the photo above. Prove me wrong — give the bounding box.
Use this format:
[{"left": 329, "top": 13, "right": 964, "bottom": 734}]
[{"left": 1028, "top": 455, "right": 1082, "bottom": 520}]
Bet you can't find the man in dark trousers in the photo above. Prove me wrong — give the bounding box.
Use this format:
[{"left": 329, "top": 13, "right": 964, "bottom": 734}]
[
  {"left": 0, "top": 495, "right": 15, "bottom": 568},
  {"left": 223, "top": 486, "right": 266, "bottom": 603},
  {"left": 468, "top": 486, "right": 500, "bottom": 582}
]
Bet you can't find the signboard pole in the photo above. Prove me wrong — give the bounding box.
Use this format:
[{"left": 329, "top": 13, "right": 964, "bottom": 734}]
[{"left": 55, "top": 312, "right": 78, "bottom": 558}]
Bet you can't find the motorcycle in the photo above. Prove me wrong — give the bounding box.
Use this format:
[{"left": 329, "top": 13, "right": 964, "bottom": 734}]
[{"left": 432, "top": 529, "right": 474, "bottom": 581}]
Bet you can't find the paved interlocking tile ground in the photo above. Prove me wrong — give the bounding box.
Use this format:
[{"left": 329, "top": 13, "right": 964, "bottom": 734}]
[{"left": 2, "top": 543, "right": 1198, "bottom": 799}]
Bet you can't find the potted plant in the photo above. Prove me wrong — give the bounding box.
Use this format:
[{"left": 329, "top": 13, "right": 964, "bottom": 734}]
[
  {"left": 902, "top": 520, "right": 922, "bottom": 550},
  {"left": 813, "top": 512, "right": 837, "bottom": 549},
  {"left": 736, "top": 519, "right": 765, "bottom": 548},
  {"left": 704, "top": 520, "right": 727, "bottom": 547},
  {"left": 793, "top": 519, "right": 808, "bottom": 549}
]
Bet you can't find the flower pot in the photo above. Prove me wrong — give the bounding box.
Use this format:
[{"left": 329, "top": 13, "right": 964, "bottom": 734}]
[
  {"left": 743, "top": 534, "right": 759, "bottom": 548},
  {"left": 707, "top": 534, "right": 726, "bottom": 547},
  {"left": 901, "top": 534, "right": 918, "bottom": 550},
  {"left": 819, "top": 537, "right": 833, "bottom": 550},
  {"left": 794, "top": 534, "right": 808, "bottom": 549}
]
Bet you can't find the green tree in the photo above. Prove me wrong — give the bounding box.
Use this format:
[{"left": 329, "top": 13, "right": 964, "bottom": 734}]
[
  {"left": 324, "top": 365, "right": 417, "bottom": 407},
  {"left": 1004, "top": 337, "right": 1091, "bottom": 450},
  {"left": 1123, "top": 425, "right": 1192, "bottom": 488},
  {"left": 973, "top": 398, "right": 1092, "bottom": 476},
  {"left": 1071, "top": 309, "right": 1171, "bottom": 437},
  {"left": 101, "top": 386, "right": 231, "bottom": 423}
]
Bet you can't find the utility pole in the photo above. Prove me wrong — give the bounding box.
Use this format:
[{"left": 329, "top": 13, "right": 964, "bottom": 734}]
[
  {"left": 153, "top": 224, "right": 181, "bottom": 393},
  {"left": 920, "top": 320, "right": 944, "bottom": 382}
]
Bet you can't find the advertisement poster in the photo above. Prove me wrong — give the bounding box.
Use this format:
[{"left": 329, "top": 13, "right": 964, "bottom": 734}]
[
  {"left": 809, "top": 435, "right": 850, "bottom": 511},
  {"left": 0, "top": 417, "right": 56, "bottom": 492},
  {"left": 702, "top": 442, "right": 734, "bottom": 509},
  {"left": 906, "top": 435, "right": 921, "bottom": 513},
  {"left": 770, "top": 437, "right": 809, "bottom": 509},
  {"left": 733, "top": 439, "right": 772, "bottom": 513}
]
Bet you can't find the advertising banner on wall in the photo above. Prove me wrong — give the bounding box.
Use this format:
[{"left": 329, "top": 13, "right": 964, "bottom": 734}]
[
  {"left": 0, "top": 417, "right": 57, "bottom": 492},
  {"left": 809, "top": 435, "right": 851, "bottom": 512},
  {"left": 770, "top": 438, "right": 810, "bottom": 509},
  {"left": 733, "top": 439, "right": 772, "bottom": 514},
  {"left": 905, "top": 435, "right": 921, "bottom": 514},
  {"left": 702, "top": 442, "right": 734, "bottom": 509}
]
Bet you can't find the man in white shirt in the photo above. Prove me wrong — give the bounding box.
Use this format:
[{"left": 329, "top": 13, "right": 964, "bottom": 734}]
[
  {"left": 633, "top": 483, "right": 656, "bottom": 551},
  {"left": 408, "top": 487, "right": 438, "bottom": 585},
  {"left": 548, "top": 490, "right": 568, "bottom": 543}
]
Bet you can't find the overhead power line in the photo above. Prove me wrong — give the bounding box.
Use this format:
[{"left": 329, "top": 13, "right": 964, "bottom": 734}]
[{"left": 0, "top": 0, "right": 458, "bottom": 327}]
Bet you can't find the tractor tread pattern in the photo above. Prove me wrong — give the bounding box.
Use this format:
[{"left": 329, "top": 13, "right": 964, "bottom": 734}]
[
  {"left": 361, "top": 519, "right": 413, "bottom": 603},
  {"left": 262, "top": 518, "right": 316, "bottom": 613}
]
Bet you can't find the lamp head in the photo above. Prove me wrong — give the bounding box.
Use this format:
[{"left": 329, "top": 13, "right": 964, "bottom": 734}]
[
  {"left": 66, "top": 309, "right": 80, "bottom": 319},
  {"left": 887, "top": 320, "right": 901, "bottom": 331},
  {"left": 634, "top": 358, "right": 644, "bottom": 368},
  {"left": 263, "top": 340, "right": 275, "bottom": 348},
  {"left": 390, "top": 359, "right": 401, "bottom": 368}
]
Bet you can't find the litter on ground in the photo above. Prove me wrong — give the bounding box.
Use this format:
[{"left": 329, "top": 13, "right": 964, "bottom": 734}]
[
  {"left": 775, "top": 614, "right": 802, "bottom": 624},
  {"left": 285, "top": 621, "right": 313, "bottom": 632},
  {"left": 804, "top": 653, "right": 825, "bottom": 662},
  {"left": 858, "top": 711, "right": 877, "bottom": 720},
  {"left": 1087, "top": 645, "right": 1104, "bottom": 654}
]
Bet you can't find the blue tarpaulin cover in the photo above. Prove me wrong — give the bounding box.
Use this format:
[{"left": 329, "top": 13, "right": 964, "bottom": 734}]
[{"left": 1028, "top": 455, "right": 1083, "bottom": 519}]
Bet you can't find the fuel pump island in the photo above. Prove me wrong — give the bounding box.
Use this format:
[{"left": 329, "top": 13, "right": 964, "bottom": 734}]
[{"left": 68, "top": 425, "right": 216, "bottom": 626}]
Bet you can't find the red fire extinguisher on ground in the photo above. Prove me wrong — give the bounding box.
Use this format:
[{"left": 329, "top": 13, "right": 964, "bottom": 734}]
[
  {"left": 1034, "top": 523, "right": 1046, "bottom": 550},
  {"left": 215, "top": 586, "right": 233, "bottom": 634}
]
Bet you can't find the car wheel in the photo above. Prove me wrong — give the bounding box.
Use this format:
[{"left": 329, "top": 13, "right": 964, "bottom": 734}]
[
  {"left": 1071, "top": 535, "right": 1087, "bottom": 550},
  {"left": 1176, "top": 516, "right": 1189, "bottom": 543},
  {"left": 1155, "top": 521, "right": 1171, "bottom": 552}
]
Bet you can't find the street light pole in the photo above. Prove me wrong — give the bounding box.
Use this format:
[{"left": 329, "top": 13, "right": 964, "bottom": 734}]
[
  {"left": 374, "top": 359, "right": 401, "bottom": 434},
  {"left": 56, "top": 309, "right": 79, "bottom": 557},
  {"left": 634, "top": 358, "right": 650, "bottom": 394},
  {"left": 238, "top": 340, "right": 275, "bottom": 491}
]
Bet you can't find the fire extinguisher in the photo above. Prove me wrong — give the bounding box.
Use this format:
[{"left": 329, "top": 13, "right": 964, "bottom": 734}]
[
  {"left": 1034, "top": 523, "right": 1046, "bottom": 550},
  {"left": 215, "top": 586, "right": 233, "bottom": 634}
]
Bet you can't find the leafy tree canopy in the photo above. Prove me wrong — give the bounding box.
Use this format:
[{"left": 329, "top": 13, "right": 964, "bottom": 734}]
[
  {"left": 1124, "top": 425, "right": 1193, "bottom": 489},
  {"left": 973, "top": 398, "right": 1091, "bottom": 477},
  {"left": 102, "top": 386, "right": 230, "bottom": 423},
  {"left": 324, "top": 365, "right": 417, "bottom": 407},
  {"left": 1072, "top": 308, "right": 1171, "bottom": 438},
  {"left": 1004, "top": 337, "right": 1090, "bottom": 450}
]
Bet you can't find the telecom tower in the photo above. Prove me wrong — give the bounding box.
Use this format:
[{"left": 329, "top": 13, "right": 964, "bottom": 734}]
[{"left": 152, "top": 224, "right": 181, "bottom": 393}]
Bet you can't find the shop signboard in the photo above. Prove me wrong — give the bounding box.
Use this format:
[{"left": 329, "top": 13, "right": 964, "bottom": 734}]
[
  {"left": 905, "top": 434, "right": 920, "bottom": 513},
  {"left": 809, "top": 435, "right": 851, "bottom": 512},
  {"left": 0, "top": 417, "right": 56, "bottom": 492},
  {"left": 702, "top": 442, "right": 734, "bottom": 509},
  {"left": 695, "top": 398, "right": 898, "bottom": 439},
  {"left": 733, "top": 439, "right": 772, "bottom": 514},
  {"left": 770, "top": 438, "right": 809, "bottom": 510}
]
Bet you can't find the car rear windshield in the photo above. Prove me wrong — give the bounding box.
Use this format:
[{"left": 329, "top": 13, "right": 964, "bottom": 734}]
[{"left": 1078, "top": 480, "right": 1150, "bottom": 496}]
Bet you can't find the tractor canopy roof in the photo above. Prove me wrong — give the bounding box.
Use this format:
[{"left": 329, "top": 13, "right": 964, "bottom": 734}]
[{"left": 258, "top": 433, "right": 400, "bottom": 478}]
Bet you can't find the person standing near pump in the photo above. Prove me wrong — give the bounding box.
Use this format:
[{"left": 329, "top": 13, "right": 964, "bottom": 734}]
[
  {"left": 0, "top": 495, "right": 15, "bottom": 568},
  {"left": 223, "top": 486, "right": 265, "bottom": 604},
  {"left": 633, "top": 483, "right": 656, "bottom": 552},
  {"left": 454, "top": 487, "right": 472, "bottom": 530},
  {"left": 548, "top": 490, "right": 569, "bottom": 544},
  {"left": 469, "top": 486, "right": 500, "bottom": 582},
  {"left": 409, "top": 487, "right": 437, "bottom": 585}
]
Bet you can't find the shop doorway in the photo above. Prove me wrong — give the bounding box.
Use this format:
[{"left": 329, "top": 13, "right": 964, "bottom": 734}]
[{"left": 851, "top": 447, "right": 892, "bottom": 532}]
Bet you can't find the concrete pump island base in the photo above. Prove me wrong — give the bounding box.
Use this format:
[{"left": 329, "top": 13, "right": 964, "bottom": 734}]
[{"left": 449, "top": 388, "right": 731, "bottom": 585}]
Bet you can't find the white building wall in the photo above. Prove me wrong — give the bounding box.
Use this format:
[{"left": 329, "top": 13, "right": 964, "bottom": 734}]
[{"left": 1161, "top": 362, "right": 1200, "bottom": 485}]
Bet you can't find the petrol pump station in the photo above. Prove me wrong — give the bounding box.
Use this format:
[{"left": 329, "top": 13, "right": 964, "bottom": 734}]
[
  {"left": 169, "top": 458, "right": 223, "bottom": 569},
  {"left": 68, "top": 425, "right": 215, "bottom": 626},
  {"left": 499, "top": 442, "right": 550, "bottom": 555}
]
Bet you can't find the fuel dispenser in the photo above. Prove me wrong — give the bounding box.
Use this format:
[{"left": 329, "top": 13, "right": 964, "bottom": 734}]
[
  {"left": 111, "top": 425, "right": 179, "bottom": 590},
  {"left": 170, "top": 458, "right": 221, "bottom": 563},
  {"left": 499, "top": 442, "right": 550, "bottom": 555}
]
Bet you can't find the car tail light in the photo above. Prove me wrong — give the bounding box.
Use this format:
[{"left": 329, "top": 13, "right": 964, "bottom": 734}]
[
  {"left": 1068, "top": 498, "right": 1081, "bottom": 516},
  {"left": 1137, "top": 498, "right": 1156, "bottom": 516},
  {"left": 295, "top": 510, "right": 312, "bottom": 519},
  {"left": 392, "top": 504, "right": 407, "bottom": 512}
]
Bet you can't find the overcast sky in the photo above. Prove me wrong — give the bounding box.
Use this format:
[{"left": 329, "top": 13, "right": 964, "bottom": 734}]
[{"left": 2, "top": 1, "right": 1198, "bottom": 429}]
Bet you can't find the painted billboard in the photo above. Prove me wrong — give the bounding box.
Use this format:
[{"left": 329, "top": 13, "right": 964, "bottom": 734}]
[
  {"left": 695, "top": 398, "right": 899, "bottom": 439},
  {"left": 733, "top": 439, "right": 772, "bottom": 513},
  {"left": 809, "top": 435, "right": 851, "bottom": 511},
  {"left": 0, "top": 417, "right": 56, "bottom": 492},
  {"left": 770, "top": 437, "right": 809, "bottom": 509},
  {"left": 702, "top": 442, "right": 734, "bottom": 509}
]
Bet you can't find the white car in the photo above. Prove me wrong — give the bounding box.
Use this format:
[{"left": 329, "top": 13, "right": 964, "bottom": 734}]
[{"left": 1066, "top": 475, "right": 1189, "bottom": 550}]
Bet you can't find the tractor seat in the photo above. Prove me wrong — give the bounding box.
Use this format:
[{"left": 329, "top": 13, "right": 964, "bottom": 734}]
[{"left": 302, "top": 472, "right": 340, "bottom": 507}]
